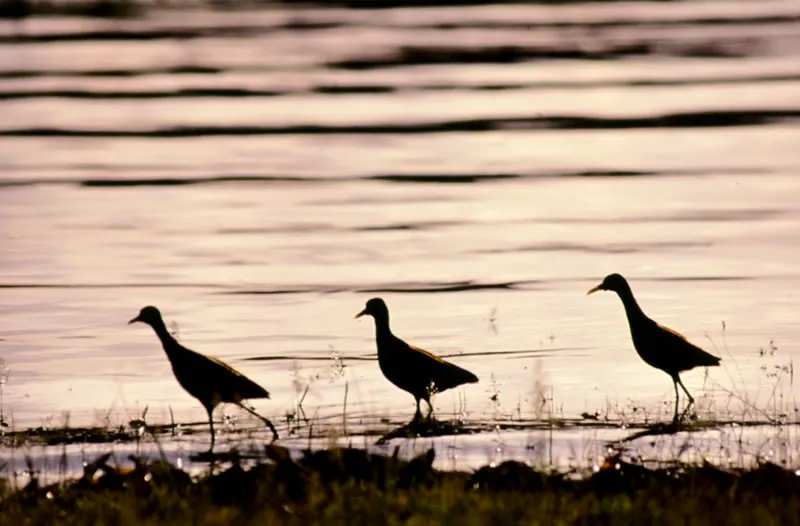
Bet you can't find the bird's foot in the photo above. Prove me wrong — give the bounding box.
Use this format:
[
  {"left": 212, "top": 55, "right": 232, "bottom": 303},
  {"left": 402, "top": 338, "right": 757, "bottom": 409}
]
[
  {"left": 269, "top": 426, "right": 279, "bottom": 443},
  {"left": 672, "top": 404, "right": 696, "bottom": 426}
]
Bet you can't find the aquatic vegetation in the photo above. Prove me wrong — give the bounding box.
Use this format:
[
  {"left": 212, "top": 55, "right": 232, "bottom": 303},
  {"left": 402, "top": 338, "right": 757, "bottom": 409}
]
[
  {"left": 0, "top": 358, "right": 9, "bottom": 430},
  {"left": 1, "top": 447, "right": 799, "bottom": 525}
]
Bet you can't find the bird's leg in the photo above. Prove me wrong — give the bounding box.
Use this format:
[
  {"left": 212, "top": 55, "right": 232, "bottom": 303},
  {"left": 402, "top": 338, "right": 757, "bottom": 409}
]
[
  {"left": 237, "top": 402, "right": 279, "bottom": 442},
  {"left": 206, "top": 407, "right": 215, "bottom": 453},
  {"left": 676, "top": 376, "right": 695, "bottom": 405},
  {"left": 678, "top": 403, "right": 693, "bottom": 423},
  {"left": 425, "top": 398, "right": 434, "bottom": 421},
  {"left": 671, "top": 377, "right": 680, "bottom": 423},
  {"left": 413, "top": 398, "right": 423, "bottom": 422}
]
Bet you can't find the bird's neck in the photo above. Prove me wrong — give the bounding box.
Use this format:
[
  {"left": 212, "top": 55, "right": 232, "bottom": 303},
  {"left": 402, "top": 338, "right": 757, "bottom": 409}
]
[
  {"left": 372, "top": 314, "right": 393, "bottom": 342},
  {"left": 615, "top": 285, "right": 647, "bottom": 323},
  {"left": 148, "top": 318, "right": 181, "bottom": 357}
]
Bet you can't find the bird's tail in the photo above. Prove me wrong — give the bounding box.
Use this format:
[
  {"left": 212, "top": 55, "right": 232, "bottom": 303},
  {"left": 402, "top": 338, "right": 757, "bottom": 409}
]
[
  {"left": 697, "top": 349, "right": 722, "bottom": 367},
  {"left": 433, "top": 361, "right": 479, "bottom": 392}
]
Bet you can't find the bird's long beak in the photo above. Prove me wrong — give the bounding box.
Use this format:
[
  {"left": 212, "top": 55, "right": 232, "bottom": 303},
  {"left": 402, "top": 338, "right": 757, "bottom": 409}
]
[
  {"left": 354, "top": 308, "right": 368, "bottom": 319},
  {"left": 586, "top": 284, "right": 603, "bottom": 295},
  {"left": 128, "top": 315, "right": 141, "bottom": 325}
]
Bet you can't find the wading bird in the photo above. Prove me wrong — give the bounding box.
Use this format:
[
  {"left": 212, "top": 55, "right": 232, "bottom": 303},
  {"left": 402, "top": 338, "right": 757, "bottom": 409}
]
[
  {"left": 587, "top": 273, "right": 720, "bottom": 421},
  {"left": 129, "top": 306, "right": 278, "bottom": 451},
  {"left": 356, "top": 298, "right": 478, "bottom": 421}
]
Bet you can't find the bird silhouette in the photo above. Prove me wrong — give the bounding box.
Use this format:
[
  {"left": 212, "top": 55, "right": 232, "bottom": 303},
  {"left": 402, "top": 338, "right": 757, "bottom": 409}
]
[
  {"left": 356, "top": 298, "right": 478, "bottom": 421},
  {"left": 587, "top": 273, "right": 720, "bottom": 421},
  {"left": 129, "top": 306, "right": 278, "bottom": 451}
]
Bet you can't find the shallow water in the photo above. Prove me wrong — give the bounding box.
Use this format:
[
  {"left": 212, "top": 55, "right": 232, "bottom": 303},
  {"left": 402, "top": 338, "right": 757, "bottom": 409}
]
[{"left": 1, "top": 0, "right": 799, "bottom": 477}]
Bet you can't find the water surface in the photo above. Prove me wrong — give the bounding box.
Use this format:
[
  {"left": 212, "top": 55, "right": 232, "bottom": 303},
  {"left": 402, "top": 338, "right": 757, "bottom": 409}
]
[{"left": 1, "top": 0, "right": 799, "bottom": 477}]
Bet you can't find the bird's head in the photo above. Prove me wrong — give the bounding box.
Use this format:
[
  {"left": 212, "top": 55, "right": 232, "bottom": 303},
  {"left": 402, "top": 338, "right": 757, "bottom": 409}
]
[
  {"left": 355, "top": 297, "right": 389, "bottom": 320},
  {"left": 129, "top": 305, "right": 163, "bottom": 327},
  {"left": 587, "top": 273, "right": 629, "bottom": 295}
]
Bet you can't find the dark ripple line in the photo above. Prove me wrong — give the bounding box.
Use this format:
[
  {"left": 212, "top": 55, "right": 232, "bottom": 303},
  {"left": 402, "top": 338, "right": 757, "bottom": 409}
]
[
  {"left": 2, "top": 12, "right": 796, "bottom": 44},
  {"left": 0, "top": 65, "right": 225, "bottom": 79},
  {"left": 0, "top": 276, "right": 761, "bottom": 293},
  {"left": 370, "top": 173, "right": 520, "bottom": 184},
  {"left": 0, "top": 88, "right": 287, "bottom": 100},
  {"left": 0, "top": 167, "right": 769, "bottom": 189},
  {"left": 4, "top": 73, "right": 800, "bottom": 99},
  {"left": 80, "top": 175, "right": 314, "bottom": 187},
  {"left": 0, "top": 66, "right": 232, "bottom": 79},
  {"left": 355, "top": 280, "right": 532, "bottom": 293},
  {"left": 475, "top": 241, "right": 713, "bottom": 256},
  {"left": 225, "top": 289, "right": 317, "bottom": 295},
  {"left": 226, "top": 280, "right": 540, "bottom": 296},
  {"left": 422, "top": 14, "right": 800, "bottom": 30},
  {"left": 2, "top": 110, "right": 798, "bottom": 138},
  {"left": 354, "top": 220, "right": 462, "bottom": 232},
  {"left": 0, "top": 25, "right": 337, "bottom": 44},
  {"left": 0, "top": 283, "right": 225, "bottom": 289},
  {"left": 437, "top": 347, "right": 577, "bottom": 359},
  {"left": 245, "top": 354, "right": 376, "bottom": 362},
  {"left": 243, "top": 347, "right": 573, "bottom": 362},
  {"left": 328, "top": 41, "right": 755, "bottom": 70}
]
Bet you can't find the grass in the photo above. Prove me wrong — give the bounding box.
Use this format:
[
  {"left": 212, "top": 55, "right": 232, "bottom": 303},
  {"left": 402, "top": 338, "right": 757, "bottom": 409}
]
[{"left": 1, "top": 445, "right": 799, "bottom": 525}]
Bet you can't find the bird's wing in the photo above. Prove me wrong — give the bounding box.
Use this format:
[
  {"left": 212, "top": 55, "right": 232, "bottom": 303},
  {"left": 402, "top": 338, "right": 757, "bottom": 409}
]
[
  {"left": 407, "top": 344, "right": 478, "bottom": 392},
  {"left": 655, "top": 322, "right": 721, "bottom": 368},
  {"left": 656, "top": 322, "right": 689, "bottom": 341},
  {"left": 408, "top": 344, "right": 449, "bottom": 365},
  {"left": 183, "top": 348, "right": 270, "bottom": 399}
]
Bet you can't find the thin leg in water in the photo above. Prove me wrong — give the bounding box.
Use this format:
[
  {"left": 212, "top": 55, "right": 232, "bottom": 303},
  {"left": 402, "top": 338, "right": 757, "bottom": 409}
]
[
  {"left": 237, "top": 402, "right": 279, "bottom": 441},
  {"left": 671, "top": 377, "right": 680, "bottom": 423},
  {"left": 206, "top": 406, "right": 216, "bottom": 453},
  {"left": 676, "top": 375, "right": 695, "bottom": 404}
]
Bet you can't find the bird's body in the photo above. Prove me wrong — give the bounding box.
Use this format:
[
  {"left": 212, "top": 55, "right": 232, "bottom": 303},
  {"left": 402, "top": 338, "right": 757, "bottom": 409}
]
[
  {"left": 164, "top": 341, "right": 269, "bottom": 413},
  {"left": 587, "top": 273, "right": 720, "bottom": 420},
  {"left": 356, "top": 298, "right": 478, "bottom": 420},
  {"left": 129, "top": 306, "right": 278, "bottom": 451}
]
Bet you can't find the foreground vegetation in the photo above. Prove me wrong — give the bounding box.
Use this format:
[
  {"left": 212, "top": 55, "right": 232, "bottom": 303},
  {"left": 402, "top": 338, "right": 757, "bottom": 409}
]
[{"left": 1, "top": 445, "right": 799, "bottom": 525}]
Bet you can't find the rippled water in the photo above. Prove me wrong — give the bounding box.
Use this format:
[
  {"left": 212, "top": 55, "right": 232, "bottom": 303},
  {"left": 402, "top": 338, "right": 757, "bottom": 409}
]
[{"left": 1, "top": 0, "right": 799, "bottom": 476}]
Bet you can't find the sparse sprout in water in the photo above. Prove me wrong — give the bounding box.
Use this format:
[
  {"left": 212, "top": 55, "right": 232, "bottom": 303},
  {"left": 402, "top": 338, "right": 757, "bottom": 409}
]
[
  {"left": 0, "top": 358, "right": 9, "bottom": 428},
  {"left": 223, "top": 412, "right": 237, "bottom": 431},
  {"left": 128, "top": 406, "right": 149, "bottom": 438},
  {"left": 328, "top": 347, "right": 346, "bottom": 381},
  {"left": 758, "top": 339, "right": 778, "bottom": 357}
]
